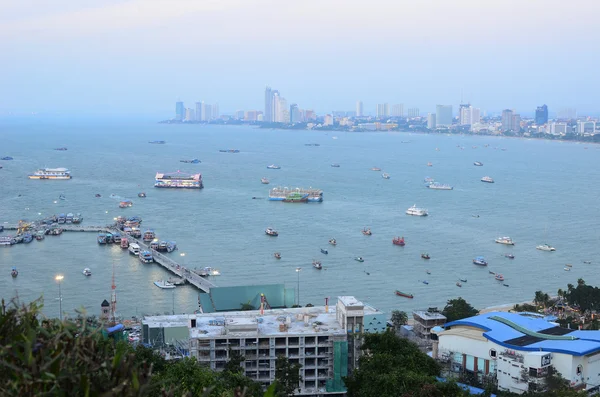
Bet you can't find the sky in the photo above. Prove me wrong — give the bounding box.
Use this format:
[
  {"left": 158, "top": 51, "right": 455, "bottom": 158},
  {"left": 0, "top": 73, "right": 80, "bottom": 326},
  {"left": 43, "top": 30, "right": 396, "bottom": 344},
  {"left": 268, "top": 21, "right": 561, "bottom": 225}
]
[{"left": 0, "top": 0, "right": 599, "bottom": 118}]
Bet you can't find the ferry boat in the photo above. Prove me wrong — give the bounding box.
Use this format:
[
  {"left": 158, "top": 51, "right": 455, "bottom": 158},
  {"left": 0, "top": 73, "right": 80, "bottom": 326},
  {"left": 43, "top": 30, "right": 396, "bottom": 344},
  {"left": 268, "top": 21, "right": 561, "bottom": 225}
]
[
  {"left": 154, "top": 280, "right": 176, "bottom": 289},
  {"left": 267, "top": 164, "right": 281, "bottom": 169},
  {"left": 139, "top": 250, "right": 154, "bottom": 263},
  {"left": 83, "top": 268, "right": 92, "bottom": 276},
  {"left": 320, "top": 248, "right": 328, "bottom": 255},
  {"left": 329, "top": 238, "right": 337, "bottom": 246},
  {"left": 265, "top": 227, "right": 278, "bottom": 237},
  {"left": 72, "top": 213, "right": 82, "bottom": 223},
  {"left": 473, "top": 256, "right": 488, "bottom": 266},
  {"left": 11, "top": 267, "right": 18, "bottom": 277},
  {"left": 274, "top": 252, "right": 281, "bottom": 259},
  {"left": 0, "top": 236, "right": 15, "bottom": 246},
  {"left": 393, "top": 237, "right": 405, "bottom": 246},
  {"left": 395, "top": 290, "right": 413, "bottom": 299},
  {"left": 495, "top": 236, "right": 514, "bottom": 245},
  {"left": 355, "top": 257, "right": 364, "bottom": 262},
  {"left": 269, "top": 187, "right": 323, "bottom": 202},
  {"left": 362, "top": 228, "right": 372, "bottom": 236},
  {"left": 112, "top": 233, "right": 121, "bottom": 243},
  {"left": 495, "top": 274, "right": 505, "bottom": 281},
  {"left": 158, "top": 241, "right": 168, "bottom": 251},
  {"left": 331, "top": 163, "right": 340, "bottom": 168},
  {"left": 427, "top": 182, "right": 453, "bottom": 190},
  {"left": 481, "top": 176, "right": 494, "bottom": 183},
  {"left": 536, "top": 244, "right": 556, "bottom": 252},
  {"left": 119, "top": 200, "right": 133, "bottom": 208},
  {"left": 261, "top": 177, "right": 270, "bottom": 184},
  {"left": 166, "top": 241, "right": 177, "bottom": 253},
  {"left": 149, "top": 140, "right": 166, "bottom": 144},
  {"left": 382, "top": 173, "right": 391, "bottom": 179},
  {"left": 128, "top": 243, "right": 141, "bottom": 255},
  {"left": 57, "top": 214, "right": 66, "bottom": 224},
  {"left": 474, "top": 161, "right": 483, "bottom": 166},
  {"left": 138, "top": 192, "right": 146, "bottom": 198},
  {"left": 421, "top": 253, "right": 430, "bottom": 260},
  {"left": 283, "top": 192, "right": 309, "bottom": 203},
  {"left": 143, "top": 230, "right": 155, "bottom": 241},
  {"left": 406, "top": 205, "right": 428, "bottom": 216},
  {"left": 154, "top": 171, "right": 203, "bottom": 189},
  {"left": 120, "top": 237, "right": 129, "bottom": 248},
  {"left": 150, "top": 241, "right": 159, "bottom": 250},
  {"left": 97, "top": 232, "right": 107, "bottom": 244},
  {"left": 65, "top": 213, "right": 74, "bottom": 223},
  {"left": 371, "top": 167, "right": 382, "bottom": 171},
  {"left": 28, "top": 168, "right": 71, "bottom": 180},
  {"left": 312, "top": 260, "right": 322, "bottom": 270}
]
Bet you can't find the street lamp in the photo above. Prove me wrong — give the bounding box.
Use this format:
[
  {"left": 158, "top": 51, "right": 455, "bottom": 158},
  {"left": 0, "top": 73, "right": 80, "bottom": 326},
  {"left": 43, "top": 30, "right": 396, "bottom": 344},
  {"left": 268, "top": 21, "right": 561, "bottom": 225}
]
[
  {"left": 55, "top": 275, "right": 64, "bottom": 321},
  {"left": 295, "top": 267, "right": 302, "bottom": 306}
]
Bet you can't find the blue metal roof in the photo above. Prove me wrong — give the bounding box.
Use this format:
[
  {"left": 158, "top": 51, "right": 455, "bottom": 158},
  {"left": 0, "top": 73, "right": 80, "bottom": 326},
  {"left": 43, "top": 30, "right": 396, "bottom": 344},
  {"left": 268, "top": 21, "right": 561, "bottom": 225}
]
[{"left": 444, "top": 312, "right": 600, "bottom": 356}]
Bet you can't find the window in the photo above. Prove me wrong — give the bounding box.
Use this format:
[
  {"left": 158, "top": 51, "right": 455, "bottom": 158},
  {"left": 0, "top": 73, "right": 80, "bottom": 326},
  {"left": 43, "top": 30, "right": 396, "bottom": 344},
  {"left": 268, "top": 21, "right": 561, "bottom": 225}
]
[
  {"left": 489, "top": 349, "right": 497, "bottom": 358},
  {"left": 577, "top": 364, "right": 583, "bottom": 376}
]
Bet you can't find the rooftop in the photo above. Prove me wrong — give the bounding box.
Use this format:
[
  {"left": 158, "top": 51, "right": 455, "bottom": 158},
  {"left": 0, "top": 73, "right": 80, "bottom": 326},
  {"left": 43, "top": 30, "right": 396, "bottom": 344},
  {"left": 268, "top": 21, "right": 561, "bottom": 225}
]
[
  {"left": 413, "top": 310, "right": 447, "bottom": 321},
  {"left": 338, "top": 296, "right": 364, "bottom": 308}
]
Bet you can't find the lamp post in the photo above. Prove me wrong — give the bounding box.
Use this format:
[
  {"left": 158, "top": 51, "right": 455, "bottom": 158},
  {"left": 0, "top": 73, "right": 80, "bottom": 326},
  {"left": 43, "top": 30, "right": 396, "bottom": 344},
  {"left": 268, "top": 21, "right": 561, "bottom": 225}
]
[
  {"left": 295, "top": 267, "right": 302, "bottom": 306},
  {"left": 55, "top": 275, "right": 64, "bottom": 321}
]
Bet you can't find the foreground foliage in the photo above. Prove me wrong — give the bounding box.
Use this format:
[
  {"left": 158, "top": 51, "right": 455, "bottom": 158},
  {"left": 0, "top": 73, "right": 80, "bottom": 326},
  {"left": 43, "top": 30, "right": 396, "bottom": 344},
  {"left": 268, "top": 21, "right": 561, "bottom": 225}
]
[{"left": 442, "top": 297, "right": 479, "bottom": 322}]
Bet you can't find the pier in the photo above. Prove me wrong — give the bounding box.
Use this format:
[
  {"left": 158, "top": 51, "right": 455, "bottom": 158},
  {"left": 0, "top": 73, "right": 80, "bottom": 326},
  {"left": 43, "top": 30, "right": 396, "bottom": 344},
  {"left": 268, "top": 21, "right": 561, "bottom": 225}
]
[{"left": 2, "top": 223, "right": 217, "bottom": 293}]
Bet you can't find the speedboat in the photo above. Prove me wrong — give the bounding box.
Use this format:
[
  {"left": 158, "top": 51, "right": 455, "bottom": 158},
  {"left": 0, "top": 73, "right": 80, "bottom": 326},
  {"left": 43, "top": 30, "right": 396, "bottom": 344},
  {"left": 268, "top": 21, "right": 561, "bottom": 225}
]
[
  {"left": 536, "top": 244, "right": 556, "bottom": 252},
  {"left": 154, "top": 280, "right": 176, "bottom": 289},
  {"left": 267, "top": 164, "right": 281, "bottom": 169},
  {"left": 97, "top": 232, "right": 107, "bottom": 244},
  {"left": 474, "top": 161, "right": 483, "bottom": 166},
  {"left": 460, "top": 278, "right": 467, "bottom": 283},
  {"left": 421, "top": 253, "right": 430, "bottom": 260},
  {"left": 166, "top": 241, "right": 177, "bottom": 253},
  {"left": 426, "top": 270, "right": 431, "bottom": 274},
  {"left": 406, "top": 205, "right": 428, "bottom": 216},
  {"left": 505, "top": 254, "right": 515, "bottom": 259},
  {"left": 495, "top": 236, "right": 514, "bottom": 245},
  {"left": 362, "top": 228, "right": 372, "bottom": 236},
  {"left": 422, "top": 280, "right": 429, "bottom": 285},
  {"left": 382, "top": 173, "right": 391, "bottom": 179},
  {"left": 139, "top": 250, "right": 154, "bottom": 263},
  {"left": 331, "top": 164, "right": 340, "bottom": 168},
  {"left": 456, "top": 282, "right": 462, "bottom": 287},
  {"left": 320, "top": 248, "right": 328, "bottom": 255},
  {"left": 261, "top": 177, "right": 270, "bottom": 184},
  {"left": 473, "top": 256, "right": 488, "bottom": 266},
  {"left": 265, "top": 227, "right": 278, "bottom": 236},
  {"left": 503, "top": 284, "right": 510, "bottom": 287},
  {"left": 138, "top": 192, "right": 146, "bottom": 198},
  {"left": 395, "top": 290, "right": 413, "bottom": 299},
  {"left": 392, "top": 236, "right": 405, "bottom": 246},
  {"left": 489, "top": 270, "right": 495, "bottom": 275},
  {"left": 564, "top": 267, "right": 571, "bottom": 271},
  {"left": 495, "top": 274, "right": 505, "bottom": 281},
  {"left": 371, "top": 167, "right": 382, "bottom": 171},
  {"left": 328, "top": 238, "right": 337, "bottom": 246},
  {"left": 274, "top": 252, "right": 281, "bottom": 259},
  {"left": 82, "top": 268, "right": 92, "bottom": 276},
  {"left": 128, "top": 243, "right": 140, "bottom": 255},
  {"left": 481, "top": 176, "right": 494, "bottom": 183},
  {"left": 11, "top": 267, "right": 18, "bottom": 278},
  {"left": 355, "top": 257, "right": 364, "bottom": 263},
  {"left": 312, "top": 260, "right": 322, "bottom": 270}
]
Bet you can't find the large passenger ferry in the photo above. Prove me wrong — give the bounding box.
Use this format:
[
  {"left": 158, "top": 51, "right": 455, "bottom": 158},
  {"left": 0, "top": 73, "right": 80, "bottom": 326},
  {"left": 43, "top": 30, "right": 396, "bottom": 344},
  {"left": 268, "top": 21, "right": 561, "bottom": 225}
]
[
  {"left": 154, "top": 171, "right": 203, "bottom": 189},
  {"left": 269, "top": 187, "right": 323, "bottom": 202},
  {"left": 28, "top": 168, "right": 71, "bottom": 180}
]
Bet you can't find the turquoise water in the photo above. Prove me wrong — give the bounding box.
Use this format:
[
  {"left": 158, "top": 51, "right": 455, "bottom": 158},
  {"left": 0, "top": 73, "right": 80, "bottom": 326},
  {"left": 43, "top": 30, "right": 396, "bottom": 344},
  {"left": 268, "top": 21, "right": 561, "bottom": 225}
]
[{"left": 1, "top": 120, "right": 599, "bottom": 318}]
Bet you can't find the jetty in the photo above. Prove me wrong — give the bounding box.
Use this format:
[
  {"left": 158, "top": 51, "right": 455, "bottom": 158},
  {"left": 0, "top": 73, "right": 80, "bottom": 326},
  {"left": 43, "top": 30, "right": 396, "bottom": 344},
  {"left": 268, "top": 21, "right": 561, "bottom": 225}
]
[{"left": 2, "top": 223, "right": 217, "bottom": 293}]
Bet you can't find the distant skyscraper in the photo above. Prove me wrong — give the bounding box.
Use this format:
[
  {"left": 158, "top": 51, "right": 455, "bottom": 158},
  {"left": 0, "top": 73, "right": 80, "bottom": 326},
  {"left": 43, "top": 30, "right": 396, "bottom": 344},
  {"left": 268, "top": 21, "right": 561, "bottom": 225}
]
[
  {"left": 185, "top": 108, "right": 195, "bottom": 121},
  {"left": 234, "top": 110, "right": 245, "bottom": 119},
  {"left": 471, "top": 108, "right": 481, "bottom": 125},
  {"left": 195, "top": 102, "right": 202, "bottom": 121},
  {"left": 535, "top": 104, "right": 548, "bottom": 125},
  {"left": 376, "top": 103, "right": 389, "bottom": 118},
  {"left": 203, "top": 104, "right": 212, "bottom": 121},
  {"left": 436, "top": 105, "right": 453, "bottom": 127},
  {"left": 501, "top": 109, "right": 514, "bottom": 132},
  {"left": 264, "top": 87, "right": 273, "bottom": 122},
  {"left": 323, "top": 114, "right": 334, "bottom": 126},
  {"left": 391, "top": 104, "right": 404, "bottom": 117},
  {"left": 512, "top": 114, "right": 521, "bottom": 132},
  {"left": 427, "top": 113, "right": 436, "bottom": 129},
  {"left": 212, "top": 104, "right": 219, "bottom": 120},
  {"left": 175, "top": 101, "right": 184, "bottom": 121},
  {"left": 459, "top": 104, "right": 471, "bottom": 125},
  {"left": 407, "top": 108, "right": 420, "bottom": 118},
  {"left": 304, "top": 110, "right": 316, "bottom": 121},
  {"left": 290, "top": 104, "right": 301, "bottom": 123},
  {"left": 356, "top": 101, "right": 364, "bottom": 117}
]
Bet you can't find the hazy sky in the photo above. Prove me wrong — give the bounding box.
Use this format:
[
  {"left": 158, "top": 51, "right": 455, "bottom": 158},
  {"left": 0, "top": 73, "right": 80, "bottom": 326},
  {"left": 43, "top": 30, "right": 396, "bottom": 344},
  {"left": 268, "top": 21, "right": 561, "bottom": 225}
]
[{"left": 1, "top": 0, "right": 599, "bottom": 117}]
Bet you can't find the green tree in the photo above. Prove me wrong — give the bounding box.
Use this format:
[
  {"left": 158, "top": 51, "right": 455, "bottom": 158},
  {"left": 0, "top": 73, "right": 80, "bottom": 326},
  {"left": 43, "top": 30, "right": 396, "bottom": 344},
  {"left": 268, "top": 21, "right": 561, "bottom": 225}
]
[
  {"left": 240, "top": 301, "right": 255, "bottom": 311},
  {"left": 534, "top": 290, "right": 551, "bottom": 308},
  {"left": 390, "top": 310, "right": 408, "bottom": 329},
  {"left": 441, "top": 297, "right": 479, "bottom": 322},
  {"left": 274, "top": 356, "right": 302, "bottom": 396}
]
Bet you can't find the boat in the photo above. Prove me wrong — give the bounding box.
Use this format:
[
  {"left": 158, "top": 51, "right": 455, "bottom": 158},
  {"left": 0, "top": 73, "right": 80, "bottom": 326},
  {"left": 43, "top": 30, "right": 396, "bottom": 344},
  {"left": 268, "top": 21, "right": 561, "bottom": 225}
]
[
  {"left": 22, "top": 234, "right": 33, "bottom": 243},
  {"left": 195, "top": 267, "right": 221, "bottom": 277},
  {"left": 139, "top": 250, "right": 154, "bottom": 263},
  {"left": 0, "top": 236, "right": 16, "bottom": 245},
  {"left": 481, "top": 176, "right": 494, "bottom": 183},
  {"left": 143, "top": 230, "right": 155, "bottom": 241},
  {"left": 489, "top": 270, "right": 495, "bottom": 275},
  {"left": 65, "top": 213, "right": 73, "bottom": 223},
  {"left": 427, "top": 182, "right": 453, "bottom": 190},
  {"left": 473, "top": 256, "right": 488, "bottom": 266},
  {"left": 150, "top": 241, "right": 159, "bottom": 250},
  {"left": 120, "top": 237, "right": 129, "bottom": 248},
  {"left": 406, "top": 205, "right": 428, "bottom": 216},
  {"left": 282, "top": 192, "right": 309, "bottom": 203},
  {"left": 371, "top": 167, "right": 382, "bottom": 171},
  {"left": 54, "top": 147, "right": 68, "bottom": 151},
  {"left": 495, "top": 236, "right": 514, "bottom": 245},
  {"left": 265, "top": 227, "right": 278, "bottom": 237},
  {"left": 180, "top": 159, "right": 201, "bottom": 164},
  {"left": 138, "top": 192, "right": 146, "bottom": 198},
  {"left": 57, "top": 214, "right": 66, "bottom": 224},
  {"left": 583, "top": 261, "right": 592, "bottom": 264},
  {"left": 128, "top": 243, "right": 141, "bottom": 255},
  {"left": 505, "top": 254, "right": 515, "bottom": 259},
  {"left": 460, "top": 278, "right": 467, "bottom": 282},
  {"left": 427, "top": 162, "right": 433, "bottom": 167},
  {"left": 72, "top": 213, "right": 82, "bottom": 223},
  {"left": 421, "top": 253, "right": 430, "bottom": 260},
  {"left": 154, "top": 171, "right": 203, "bottom": 189},
  {"left": 119, "top": 200, "right": 133, "bottom": 208},
  {"left": 28, "top": 168, "right": 72, "bottom": 180},
  {"left": 565, "top": 264, "right": 573, "bottom": 267},
  {"left": 456, "top": 282, "right": 462, "bottom": 287},
  {"left": 130, "top": 228, "right": 142, "bottom": 238},
  {"left": 426, "top": 270, "right": 431, "bottom": 274},
  {"left": 166, "top": 241, "right": 177, "bottom": 253},
  {"left": 11, "top": 267, "right": 18, "bottom": 277},
  {"left": 112, "top": 233, "right": 121, "bottom": 243},
  {"left": 424, "top": 177, "right": 435, "bottom": 183},
  {"left": 312, "top": 260, "right": 322, "bottom": 270},
  {"left": 274, "top": 252, "right": 281, "bottom": 259},
  {"left": 329, "top": 238, "right": 337, "bottom": 246},
  {"left": 158, "top": 241, "right": 168, "bottom": 251},
  {"left": 261, "top": 177, "right": 270, "bottom": 184},
  {"left": 422, "top": 281, "right": 429, "bottom": 285},
  {"left": 305, "top": 143, "right": 320, "bottom": 146},
  {"left": 355, "top": 257, "right": 364, "bottom": 262},
  {"left": 382, "top": 173, "right": 391, "bottom": 179},
  {"left": 362, "top": 228, "right": 372, "bottom": 236},
  {"left": 495, "top": 274, "right": 505, "bottom": 281},
  {"left": 48, "top": 228, "right": 63, "bottom": 236},
  {"left": 35, "top": 231, "right": 45, "bottom": 241},
  {"left": 1, "top": 156, "right": 14, "bottom": 160},
  {"left": 331, "top": 164, "right": 340, "bottom": 168},
  {"left": 105, "top": 232, "right": 113, "bottom": 244},
  {"left": 97, "top": 232, "right": 107, "bottom": 244},
  {"left": 269, "top": 187, "right": 323, "bottom": 202},
  {"left": 564, "top": 267, "right": 571, "bottom": 271},
  {"left": 320, "top": 248, "right": 328, "bottom": 255},
  {"left": 154, "top": 280, "right": 176, "bottom": 289},
  {"left": 59, "top": 194, "right": 66, "bottom": 200},
  {"left": 149, "top": 140, "right": 166, "bottom": 144},
  {"left": 267, "top": 164, "right": 281, "bottom": 169},
  {"left": 536, "top": 244, "right": 556, "bottom": 251},
  {"left": 82, "top": 268, "right": 92, "bottom": 276},
  {"left": 393, "top": 236, "right": 405, "bottom": 246},
  {"left": 474, "top": 161, "right": 483, "bottom": 166},
  {"left": 95, "top": 194, "right": 101, "bottom": 198},
  {"left": 395, "top": 290, "right": 414, "bottom": 299}
]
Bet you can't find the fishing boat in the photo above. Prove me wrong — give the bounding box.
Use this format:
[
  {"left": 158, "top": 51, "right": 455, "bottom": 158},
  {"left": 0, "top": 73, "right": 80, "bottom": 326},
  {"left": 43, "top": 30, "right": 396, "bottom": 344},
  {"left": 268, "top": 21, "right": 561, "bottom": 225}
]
[
  {"left": 143, "top": 230, "right": 155, "bottom": 241},
  {"left": 495, "top": 274, "right": 505, "bottom": 281},
  {"left": 154, "top": 280, "right": 176, "bottom": 289},
  {"left": 474, "top": 161, "right": 483, "bottom": 166},
  {"left": 565, "top": 264, "right": 573, "bottom": 268},
  {"left": 138, "top": 192, "right": 146, "bottom": 198},
  {"left": 265, "top": 227, "right": 278, "bottom": 236},
  {"left": 426, "top": 270, "right": 431, "bottom": 274},
  {"left": 382, "top": 173, "right": 391, "bottom": 179},
  {"left": 584, "top": 261, "right": 592, "bottom": 264},
  {"left": 158, "top": 241, "right": 168, "bottom": 251},
  {"left": 22, "top": 234, "right": 33, "bottom": 244},
  {"left": 422, "top": 281, "right": 429, "bottom": 285},
  {"left": 320, "top": 248, "right": 328, "bottom": 255},
  {"left": 481, "top": 176, "right": 494, "bottom": 183},
  {"left": 112, "top": 233, "right": 121, "bottom": 244},
  {"left": 393, "top": 236, "right": 405, "bottom": 246},
  {"left": 329, "top": 238, "right": 337, "bottom": 246},
  {"left": 120, "top": 237, "right": 129, "bottom": 248},
  {"left": 371, "top": 167, "right": 382, "bottom": 171},
  {"left": 150, "top": 241, "right": 159, "bottom": 250},
  {"left": 119, "top": 200, "right": 133, "bottom": 208},
  {"left": 456, "top": 282, "right": 462, "bottom": 287},
  {"left": 274, "top": 252, "right": 281, "bottom": 259},
  {"left": 97, "top": 232, "right": 107, "bottom": 244},
  {"left": 495, "top": 236, "right": 514, "bottom": 245},
  {"left": 261, "top": 177, "right": 270, "bottom": 184},
  {"left": 57, "top": 213, "right": 66, "bottom": 224},
  {"left": 505, "top": 254, "right": 515, "bottom": 259},
  {"left": 82, "top": 268, "right": 92, "bottom": 276},
  {"left": 35, "top": 231, "right": 45, "bottom": 241},
  {"left": 427, "top": 162, "right": 433, "bottom": 167},
  {"left": 139, "top": 250, "right": 154, "bottom": 263},
  {"left": 11, "top": 267, "right": 18, "bottom": 277},
  {"left": 130, "top": 228, "right": 142, "bottom": 238},
  {"left": 564, "top": 267, "right": 571, "bottom": 271},
  {"left": 128, "top": 243, "right": 141, "bottom": 255},
  {"left": 267, "top": 164, "right": 281, "bottom": 169},
  {"left": 421, "top": 253, "right": 430, "bottom": 260},
  {"left": 460, "top": 278, "right": 467, "bottom": 282},
  {"left": 362, "top": 228, "right": 372, "bottom": 236},
  {"left": 105, "top": 232, "right": 113, "bottom": 244},
  {"left": 166, "top": 241, "right": 177, "bottom": 253},
  {"left": 312, "top": 260, "right": 322, "bottom": 270},
  {"left": 406, "top": 205, "right": 428, "bottom": 216},
  {"left": 355, "top": 257, "right": 364, "bottom": 263},
  {"left": 331, "top": 164, "right": 340, "bottom": 168},
  {"left": 72, "top": 213, "right": 82, "bottom": 223},
  {"left": 503, "top": 284, "right": 510, "bottom": 287},
  {"left": 536, "top": 244, "right": 556, "bottom": 252},
  {"left": 473, "top": 256, "right": 488, "bottom": 266},
  {"left": 395, "top": 290, "right": 414, "bottom": 299}
]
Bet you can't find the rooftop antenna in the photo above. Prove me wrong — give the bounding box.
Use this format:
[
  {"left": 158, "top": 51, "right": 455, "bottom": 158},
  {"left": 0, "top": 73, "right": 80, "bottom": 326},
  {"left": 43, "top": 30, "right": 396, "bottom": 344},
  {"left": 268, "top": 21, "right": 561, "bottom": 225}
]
[{"left": 111, "top": 262, "right": 117, "bottom": 325}]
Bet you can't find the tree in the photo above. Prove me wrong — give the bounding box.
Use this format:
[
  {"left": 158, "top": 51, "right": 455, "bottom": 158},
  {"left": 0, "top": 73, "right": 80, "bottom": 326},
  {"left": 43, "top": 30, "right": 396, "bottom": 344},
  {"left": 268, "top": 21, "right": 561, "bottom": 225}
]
[
  {"left": 240, "top": 301, "right": 255, "bottom": 311},
  {"left": 274, "top": 356, "right": 302, "bottom": 397},
  {"left": 441, "top": 298, "right": 478, "bottom": 322},
  {"left": 534, "top": 290, "right": 551, "bottom": 308},
  {"left": 390, "top": 310, "right": 408, "bottom": 329}
]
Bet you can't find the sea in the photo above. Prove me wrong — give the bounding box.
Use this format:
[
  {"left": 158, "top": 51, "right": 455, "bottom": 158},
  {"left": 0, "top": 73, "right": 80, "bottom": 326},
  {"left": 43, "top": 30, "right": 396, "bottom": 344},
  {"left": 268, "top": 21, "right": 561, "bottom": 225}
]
[{"left": 1, "top": 119, "right": 599, "bottom": 319}]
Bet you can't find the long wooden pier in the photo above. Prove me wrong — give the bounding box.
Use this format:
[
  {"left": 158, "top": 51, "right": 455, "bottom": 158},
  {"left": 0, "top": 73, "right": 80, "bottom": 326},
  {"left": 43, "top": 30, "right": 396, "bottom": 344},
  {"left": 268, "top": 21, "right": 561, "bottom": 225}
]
[{"left": 2, "top": 223, "right": 217, "bottom": 293}]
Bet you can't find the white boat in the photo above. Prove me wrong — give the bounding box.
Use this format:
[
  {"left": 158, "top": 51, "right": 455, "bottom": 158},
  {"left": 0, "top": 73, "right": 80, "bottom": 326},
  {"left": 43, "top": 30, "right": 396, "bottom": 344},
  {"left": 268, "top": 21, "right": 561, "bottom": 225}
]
[
  {"left": 564, "top": 267, "right": 571, "bottom": 271},
  {"left": 154, "top": 280, "right": 176, "bottom": 289},
  {"left": 427, "top": 182, "right": 453, "bottom": 190},
  {"left": 406, "top": 205, "right": 428, "bottom": 216},
  {"left": 382, "top": 173, "right": 391, "bottom": 179},
  {"left": 536, "top": 244, "right": 556, "bottom": 252},
  {"left": 261, "top": 177, "right": 270, "bottom": 184},
  {"left": 495, "top": 236, "right": 514, "bottom": 245},
  {"left": 474, "top": 161, "right": 483, "bottom": 166},
  {"left": 82, "top": 268, "right": 92, "bottom": 276},
  {"left": 128, "top": 243, "right": 141, "bottom": 255},
  {"left": 267, "top": 164, "right": 281, "bottom": 169},
  {"left": 481, "top": 176, "right": 494, "bottom": 183},
  {"left": 28, "top": 167, "right": 71, "bottom": 180},
  {"left": 495, "top": 274, "right": 504, "bottom": 281}
]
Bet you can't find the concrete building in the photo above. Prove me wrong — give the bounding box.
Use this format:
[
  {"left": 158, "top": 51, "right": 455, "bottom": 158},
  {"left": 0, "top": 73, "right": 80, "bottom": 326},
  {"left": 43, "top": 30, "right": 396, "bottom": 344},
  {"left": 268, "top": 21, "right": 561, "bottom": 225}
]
[
  {"left": 234, "top": 110, "right": 245, "bottom": 120},
  {"left": 142, "top": 296, "right": 386, "bottom": 395},
  {"left": 195, "top": 102, "right": 202, "bottom": 121},
  {"left": 212, "top": 104, "right": 219, "bottom": 120},
  {"left": 391, "top": 104, "right": 404, "bottom": 117},
  {"left": 290, "top": 104, "right": 302, "bottom": 123},
  {"left": 175, "top": 101, "right": 184, "bottom": 121},
  {"left": 549, "top": 122, "right": 568, "bottom": 135},
  {"left": 427, "top": 113, "right": 437, "bottom": 129},
  {"left": 577, "top": 121, "right": 596, "bottom": 135},
  {"left": 459, "top": 104, "right": 471, "bottom": 125},
  {"left": 185, "top": 108, "right": 195, "bottom": 122},
  {"left": 356, "top": 101, "right": 363, "bottom": 117},
  {"left": 436, "top": 105, "right": 453, "bottom": 127},
  {"left": 471, "top": 108, "right": 481, "bottom": 125},
  {"left": 512, "top": 114, "right": 521, "bottom": 132},
  {"left": 535, "top": 104, "right": 548, "bottom": 125},
  {"left": 304, "top": 110, "right": 316, "bottom": 121},
  {"left": 435, "top": 311, "right": 600, "bottom": 395},
  {"left": 264, "top": 87, "right": 273, "bottom": 122},
  {"left": 323, "top": 114, "right": 334, "bottom": 126},
  {"left": 376, "top": 103, "right": 389, "bottom": 119},
  {"left": 501, "top": 109, "right": 514, "bottom": 132},
  {"left": 407, "top": 108, "right": 420, "bottom": 118},
  {"left": 412, "top": 309, "right": 446, "bottom": 339}
]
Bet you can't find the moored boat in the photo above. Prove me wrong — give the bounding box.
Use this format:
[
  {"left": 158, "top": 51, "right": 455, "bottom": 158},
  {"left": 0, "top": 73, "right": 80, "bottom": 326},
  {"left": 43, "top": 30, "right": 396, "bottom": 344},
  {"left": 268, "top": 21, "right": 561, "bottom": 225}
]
[
  {"left": 83, "top": 268, "right": 92, "bottom": 276},
  {"left": 312, "top": 260, "right": 322, "bottom": 270},
  {"left": 158, "top": 241, "right": 168, "bottom": 251},
  {"left": 481, "top": 176, "right": 494, "bottom": 183},
  {"left": 65, "top": 213, "right": 73, "bottom": 223},
  {"left": 473, "top": 256, "right": 488, "bottom": 266},
  {"left": 154, "top": 280, "right": 176, "bottom": 289},
  {"left": 120, "top": 237, "right": 129, "bottom": 248},
  {"left": 421, "top": 253, "right": 430, "bottom": 260},
  {"left": 112, "top": 233, "right": 121, "bottom": 243},
  {"left": 274, "top": 252, "right": 281, "bottom": 259},
  {"left": 105, "top": 232, "right": 113, "bottom": 244},
  {"left": 22, "top": 234, "right": 33, "bottom": 243},
  {"left": 320, "top": 248, "right": 328, "bottom": 255},
  {"left": 495, "top": 236, "right": 514, "bottom": 245},
  {"left": 265, "top": 227, "right": 278, "bottom": 236},
  {"left": 72, "top": 213, "right": 82, "bottom": 223},
  {"left": 143, "top": 230, "right": 155, "bottom": 241},
  {"left": 166, "top": 241, "right": 177, "bottom": 253},
  {"left": 362, "top": 228, "right": 372, "bottom": 236},
  {"left": 536, "top": 244, "right": 556, "bottom": 251},
  {"left": 329, "top": 238, "right": 337, "bottom": 246},
  {"left": 395, "top": 290, "right": 414, "bottom": 299},
  {"left": 495, "top": 274, "right": 505, "bottom": 281},
  {"left": 355, "top": 257, "right": 364, "bottom": 263},
  {"left": 128, "top": 243, "right": 141, "bottom": 255},
  {"left": 139, "top": 250, "right": 154, "bottom": 263},
  {"left": 97, "top": 232, "right": 107, "bottom": 244},
  {"left": 393, "top": 236, "right": 405, "bottom": 246},
  {"left": 11, "top": 267, "right": 18, "bottom": 277},
  {"left": 150, "top": 241, "right": 159, "bottom": 250}
]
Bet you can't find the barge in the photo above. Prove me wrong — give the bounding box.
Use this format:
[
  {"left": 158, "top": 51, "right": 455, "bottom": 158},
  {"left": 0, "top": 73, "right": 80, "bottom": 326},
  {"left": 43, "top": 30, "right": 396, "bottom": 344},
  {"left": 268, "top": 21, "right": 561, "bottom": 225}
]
[
  {"left": 154, "top": 171, "right": 203, "bottom": 189},
  {"left": 269, "top": 187, "right": 323, "bottom": 202}
]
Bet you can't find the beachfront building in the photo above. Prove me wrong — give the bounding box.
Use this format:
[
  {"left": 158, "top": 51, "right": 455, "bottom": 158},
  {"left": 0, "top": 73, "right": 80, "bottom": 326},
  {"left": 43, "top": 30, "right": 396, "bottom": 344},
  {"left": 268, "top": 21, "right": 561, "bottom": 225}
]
[
  {"left": 412, "top": 309, "right": 447, "bottom": 339},
  {"left": 142, "top": 296, "right": 386, "bottom": 395},
  {"left": 434, "top": 311, "right": 600, "bottom": 394}
]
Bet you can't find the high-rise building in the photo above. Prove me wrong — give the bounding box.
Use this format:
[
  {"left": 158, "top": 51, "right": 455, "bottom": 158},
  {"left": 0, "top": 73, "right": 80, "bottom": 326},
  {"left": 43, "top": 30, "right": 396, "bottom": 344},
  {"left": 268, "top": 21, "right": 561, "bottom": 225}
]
[
  {"left": 549, "top": 122, "right": 568, "bottom": 135},
  {"left": 535, "top": 104, "right": 548, "bottom": 125},
  {"left": 195, "top": 102, "right": 202, "bottom": 121},
  {"left": 264, "top": 87, "right": 273, "bottom": 122},
  {"left": 323, "top": 114, "right": 334, "bottom": 126},
  {"left": 290, "top": 104, "right": 302, "bottom": 123},
  {"left": 212, "top": 104, "right": 219, "bottom": 120},
  {"left": 512, "top": 114, "right": 521, "bottom": 132},
  {"left": 203, "top": 104, "right": 212, "bottom": 121},
  {"left": 185, "top": 108, "right": 195, "bottom": 122},
  {"left": 376, "top": 103, "right": 389, "bottom": 118},
  {"left": 557, "top": 108, "right": 577, "bottom": 120},
  {"left": 407, "top": 108, "right": 420, "bottom": 118},
  {"left": 436, "top": 105, "right": 453, "bottom": 127},
  {"left": 501, "top": 109, "right": 514, "bottom": 132},
  {"left": 577, "top": 121, "right": 596, "bottom": 134},
  {"left": 356, "top": 101, "right": 364, "bottom": 117},
  {"left": 391, "top": 104, "right": 404, "bottom": 117},
  {"left": 175, "top": 101, "right": 184, "bottom": 121},
  {"left": 427, "top": 113, "right": 436, "bottom": 129},
  {"left": 244, "top": 110, "right": 258, "bottom": 121},
  {"left": 471, "top": 108, "right": 481, "bottom": 125},
  {"left": 304, "top": 110, "right": 316, "bottom": 121},
  {"left": 459, "top": 104, "right": 471, "bottom": 125},
  {"left": 234, "top": 110, "right": 244, "bottom": 120}
]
